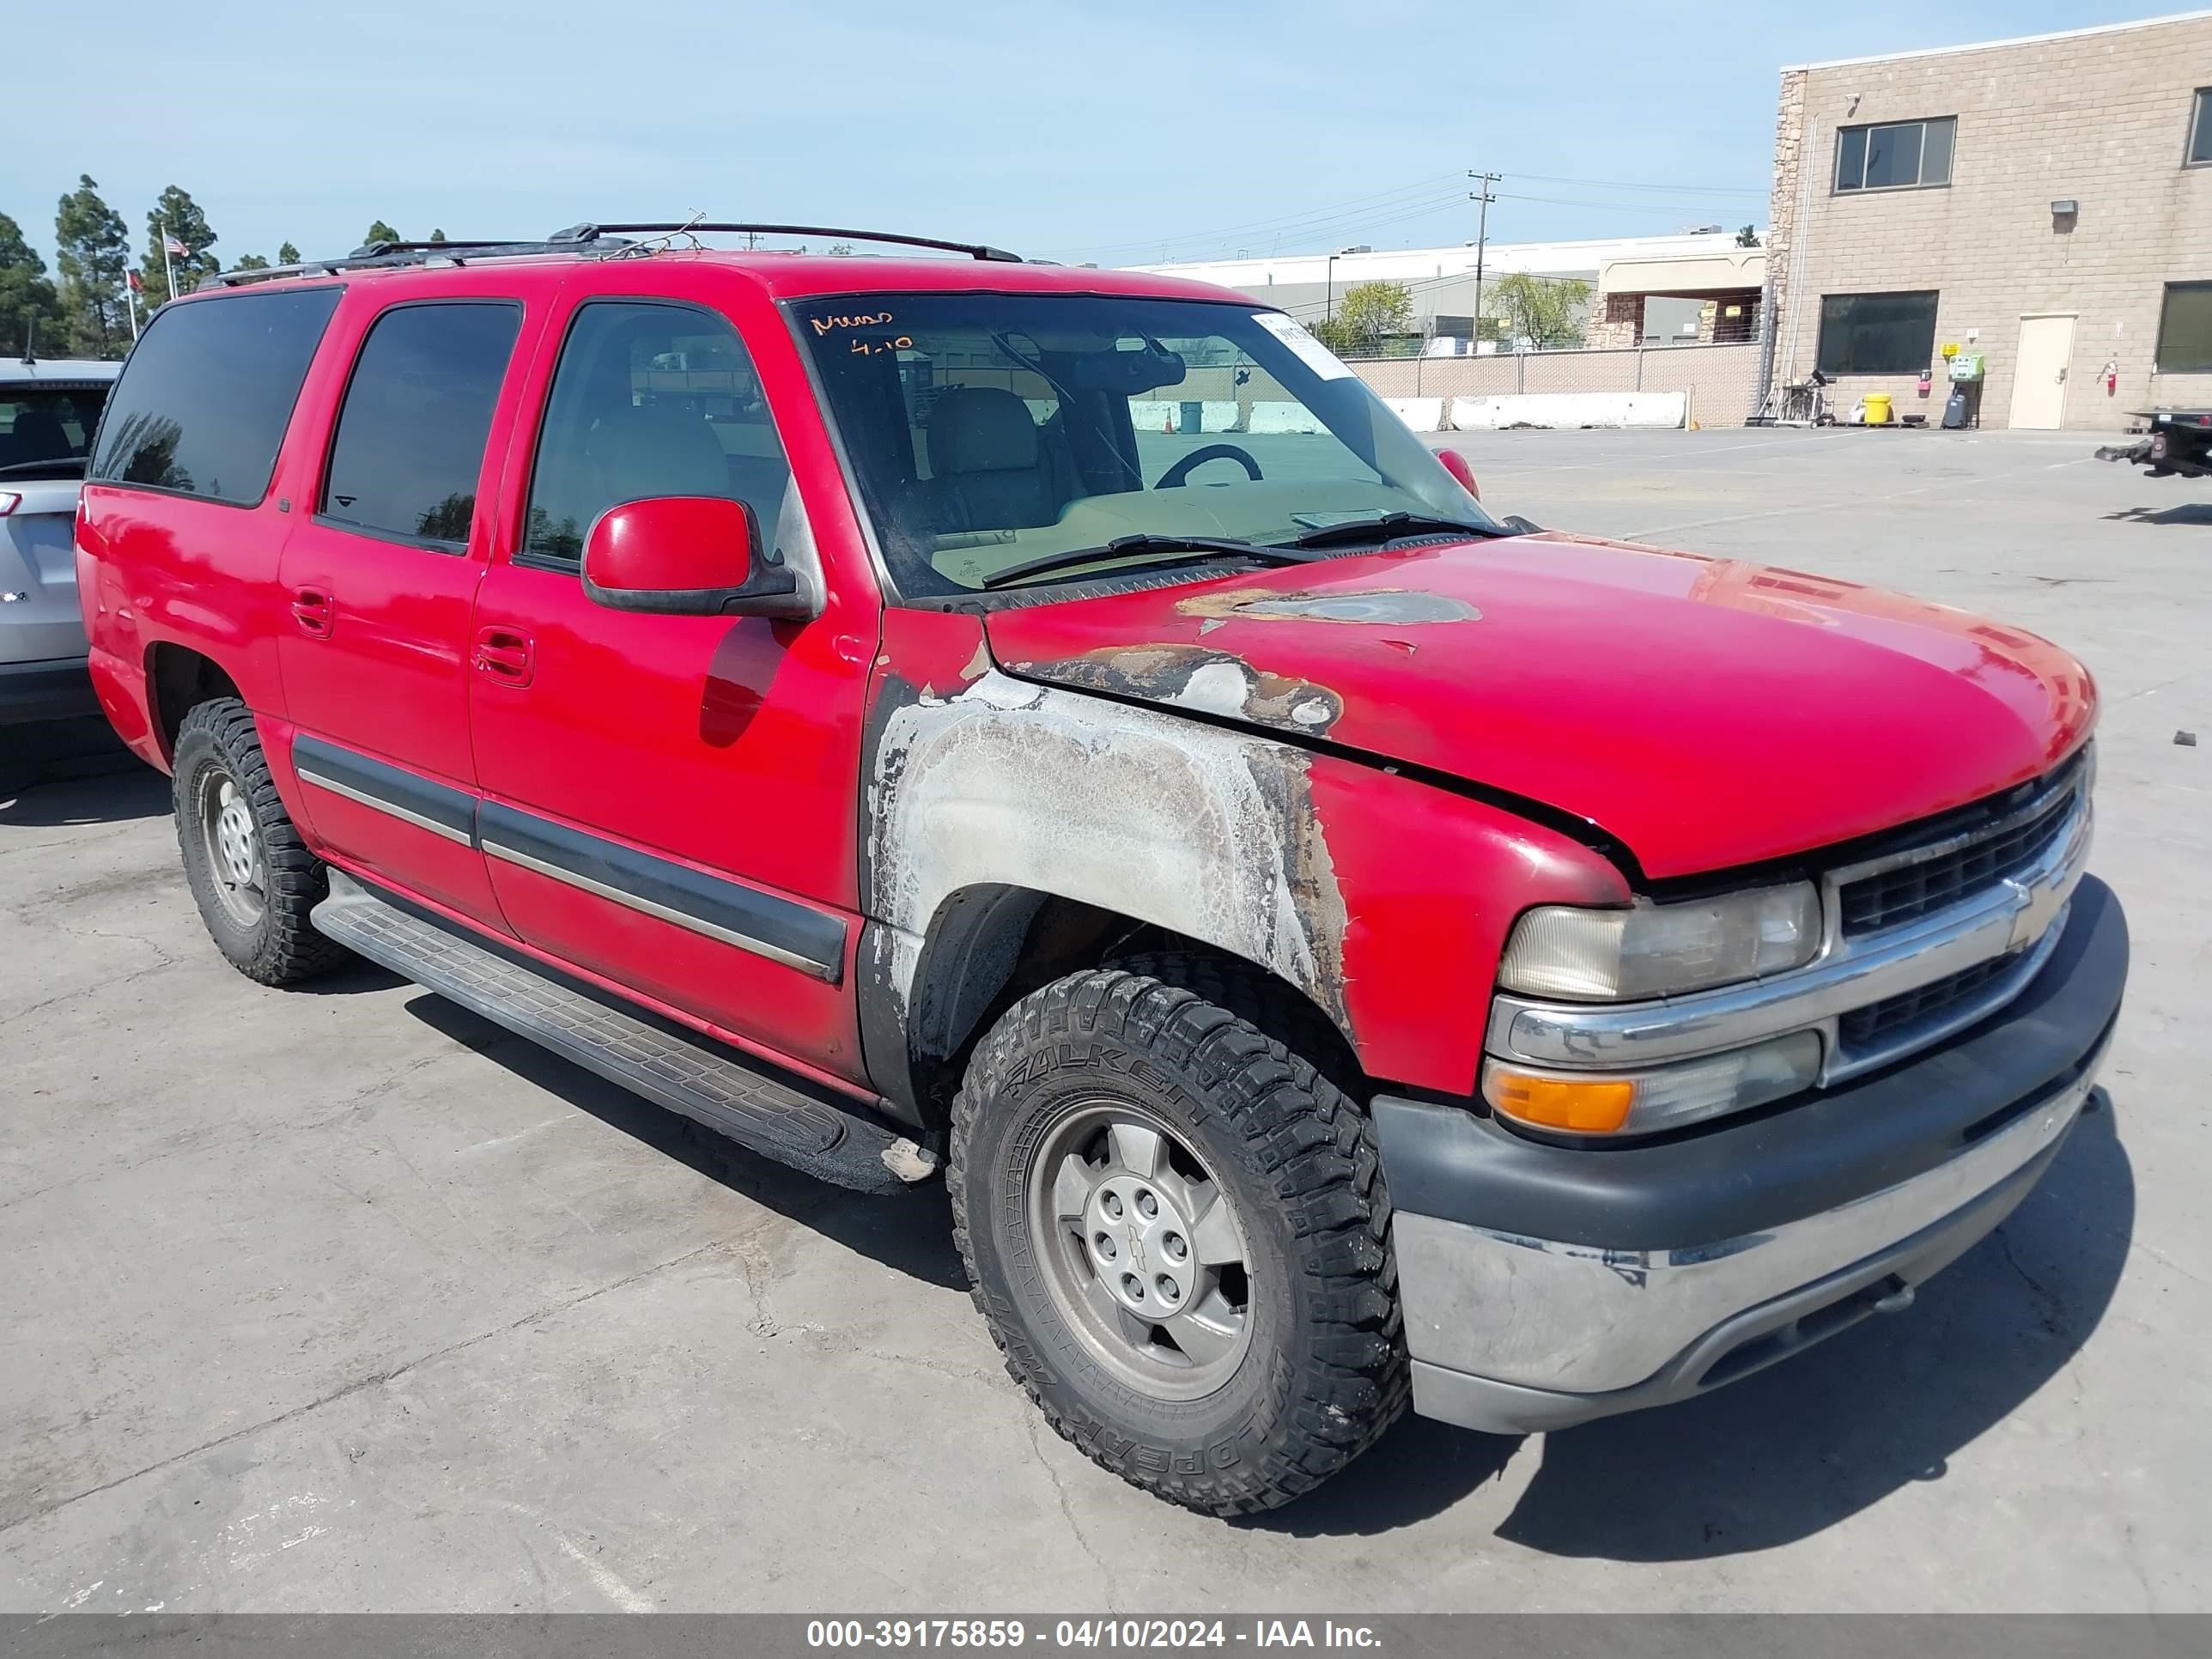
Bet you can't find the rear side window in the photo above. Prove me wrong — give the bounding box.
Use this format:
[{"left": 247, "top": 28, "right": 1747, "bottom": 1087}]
[
  {"left": 0, "top": 386, "right": 109, "bottom": 480},
  {"left": 321, "top": 301, "right": 522, "bottom": 549},
  {"left": 89, "top": 288, "right": 341, "bottom": 505}
]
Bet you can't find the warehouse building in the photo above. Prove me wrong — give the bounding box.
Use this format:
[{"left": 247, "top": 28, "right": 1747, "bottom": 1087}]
[
  {"left": 1125, "top": 232, "right": 1749, "bottom": 350},
  {"left": 1763, "top": 10, "right": 2212, "bottom": 429}
]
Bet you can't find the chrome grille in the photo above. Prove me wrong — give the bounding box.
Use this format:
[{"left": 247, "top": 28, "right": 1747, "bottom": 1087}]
[
  {"left": 1838, "top": 953, "right": 2019, "bottom": 1047},
  {"left": 1837, "top": 760, "right": 2085, "bottom": 937}
]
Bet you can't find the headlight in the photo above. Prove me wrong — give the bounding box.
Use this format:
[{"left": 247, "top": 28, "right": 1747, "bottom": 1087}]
[
  {"left": 1482, "top": 1030, "right": 1822, "bottom": 1137},
  {"left": 1497, "top": 883, "right": 1822, "bottom": 1001}
]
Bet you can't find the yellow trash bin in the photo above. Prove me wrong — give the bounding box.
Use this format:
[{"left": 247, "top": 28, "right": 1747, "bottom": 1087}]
[{"left": 1864, "top": 392, "right": 1894, "bottom": 425}]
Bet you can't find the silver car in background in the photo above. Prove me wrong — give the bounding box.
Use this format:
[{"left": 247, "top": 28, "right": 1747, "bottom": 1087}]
[{"left": 2, "top": 355, "right": 119, "bottom": 732}]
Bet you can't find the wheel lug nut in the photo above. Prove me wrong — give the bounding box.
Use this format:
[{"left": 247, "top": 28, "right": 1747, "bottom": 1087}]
[
  {"left": 1121, "top": 1273, "right": 1145, "bottom": 1301},
  {"left": 1164, "top": 1232, "right": 1187, "bottom": 1261},
  {"left": 1102, "top": 1192, "right": 1123, "bottom": 1218},
  {"left": 1093, "top": 1232, "right": 1116, "bottom": 1259},
  {"left": 1156, "top": 1274, "right": 1180, "bottom": 1301},
  {"left": 1136, "top": 1190, "right": 1158, "bottom": 1218}
]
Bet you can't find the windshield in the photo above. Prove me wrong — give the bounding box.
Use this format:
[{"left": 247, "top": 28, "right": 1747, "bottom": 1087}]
[
  {"left": 0, "top": 384, "right": 110, "bottom": 479},
  {"left": 797, "top": 293, "right": 1494, "bottom": 596}
]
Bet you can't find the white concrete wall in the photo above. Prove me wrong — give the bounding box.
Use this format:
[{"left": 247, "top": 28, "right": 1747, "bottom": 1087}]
[
  {"left": 1447, "top": 392, "right": 1687, "bottom": 430},
  {"left": 1247, "top": 402, "right": 1328, "bottom": 434},
  {"left": 1130, "top": 400, "right": 1243, "bottom": 434},
  {"left": 1382, "top": 398, "right": 1445, "bottom": 432}
]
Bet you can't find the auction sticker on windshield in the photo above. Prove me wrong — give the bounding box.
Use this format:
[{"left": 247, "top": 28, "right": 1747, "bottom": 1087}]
[{"left": 1254, "top": 311, "right": 1353, "bottom": 380}]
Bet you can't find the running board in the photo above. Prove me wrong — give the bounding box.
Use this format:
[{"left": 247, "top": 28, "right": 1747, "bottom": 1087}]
[{"left": 312, "top": 872, "right": 933, "bottom": 1194}]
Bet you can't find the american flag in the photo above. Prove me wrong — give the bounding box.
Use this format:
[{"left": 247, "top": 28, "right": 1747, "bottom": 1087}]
[{"left": 163, "top": 234, "right": 189, "bottom": 258}]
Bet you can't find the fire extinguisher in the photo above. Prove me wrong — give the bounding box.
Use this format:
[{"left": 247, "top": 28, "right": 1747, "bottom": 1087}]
[{"left": 2103, "top": 360, "right": 2118, "bottom": 396}]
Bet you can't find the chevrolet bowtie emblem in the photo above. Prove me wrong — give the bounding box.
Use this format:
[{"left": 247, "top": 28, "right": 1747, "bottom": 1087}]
[{"left": 2004, "top": 874, "right": 2064, "bottom": 951}]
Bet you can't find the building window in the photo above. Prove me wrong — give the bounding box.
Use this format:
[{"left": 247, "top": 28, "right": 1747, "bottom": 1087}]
[
  {"left": 2191, "top": 90, "right": 2212, "bottom": 166},
  {"left": 1835, "top": 118, "right": 1955, "bottom": 191},
  {"left": 2157, "top": 283, "right": 2212, "bottom": 374},
  {"left": 1815, "top": 291, "right": 1939, "bottom": 375}
]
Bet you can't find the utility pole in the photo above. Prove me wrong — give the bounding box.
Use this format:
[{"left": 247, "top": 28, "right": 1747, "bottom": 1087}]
[{"left": 1468, "top": 172, "right": 1499, "bottom": 352}]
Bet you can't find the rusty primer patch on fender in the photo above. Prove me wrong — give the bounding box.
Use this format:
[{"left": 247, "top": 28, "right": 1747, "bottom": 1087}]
[{"left": 1025, "top": 644, "right": 1344, "bottom": 735}]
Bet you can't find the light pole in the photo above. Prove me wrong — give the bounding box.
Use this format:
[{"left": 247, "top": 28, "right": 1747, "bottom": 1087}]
[{"left": 1325, "top": 244, "right": 1360, "bottom": 324}]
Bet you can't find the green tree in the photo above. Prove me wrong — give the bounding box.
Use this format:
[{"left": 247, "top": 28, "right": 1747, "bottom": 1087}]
[
  {"left": 1736, "top": 224, "right": 1761, "bottom": 247},
  {"left": 232, "top": 253, "right": 270, "bottom": 271},
  {"left": 428, "top": 228, "right": 447, "bottom": 244},
  {"left": 54, "top": 176, "right": 132, "bottom": 358},
  {"left": 1490, "top": 271, "right": 1591, "bottom": 349},
  {"left": 362, "top": 220, "right": 401, "bottom": 248},
  {"left": 142, "top": 185, "right": 220, "bottom": 308},
  {"left": 1329, "top": 279, "right": 1414, "bottom": 357},
  {"left": 276, "top": 240, "right": 302, "bottom": 264},
  {"left": 0, "top": 211, "right": 65, "bottom": 358},
  {"left": 1306, "top": 315, "right": 1352, "bottom": 355}
]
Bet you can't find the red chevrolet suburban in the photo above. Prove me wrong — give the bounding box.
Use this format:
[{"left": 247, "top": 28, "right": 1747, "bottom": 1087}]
[{"left": 76, "top": 223, "right": 2125, "bottom": 1515}]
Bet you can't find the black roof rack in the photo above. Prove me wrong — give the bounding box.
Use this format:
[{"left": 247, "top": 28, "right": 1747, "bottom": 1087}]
[
  {"left": 198, "top": 220, "right": 1019, "bottom": 293},
  {"left": 198, "top": 233, "right": 618, "bottom": 292},
  {"left": 556, "top": 222, "right": 1024, "bottom": 263}
]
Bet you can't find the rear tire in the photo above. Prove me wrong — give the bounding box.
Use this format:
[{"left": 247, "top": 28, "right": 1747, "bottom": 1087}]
[
  {"left": 173, "top": 698, "right": 350, "bottom": 986},
  {"left": 950, "top": 969, "right": 1407, "bottom": 1516}
]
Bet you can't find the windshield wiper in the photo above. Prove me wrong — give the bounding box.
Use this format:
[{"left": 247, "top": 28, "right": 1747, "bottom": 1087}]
[
  {"left": 978, "top": 533, "right": 1323, "bottom": 591},
  {"left": 0, "top": 458, "right": 88, "bottom": 480},
  {"left": 1283, "top": 511, "right": 1515, "bottom": 550}
]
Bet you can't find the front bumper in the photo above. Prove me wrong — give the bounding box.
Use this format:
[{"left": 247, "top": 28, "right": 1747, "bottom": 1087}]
[{"left": 1375, "top": 875, "right": 2128, "bottom": 1434}]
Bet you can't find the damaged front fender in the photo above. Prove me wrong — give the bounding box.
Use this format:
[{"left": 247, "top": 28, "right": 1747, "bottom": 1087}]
[{"left": 860, "top": 611, "right": 1632, "bottom": 1103}]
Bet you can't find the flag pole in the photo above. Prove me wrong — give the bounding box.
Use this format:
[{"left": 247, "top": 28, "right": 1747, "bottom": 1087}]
[{"left": 159, "top": 226, "right": 178, "bottom": 310}]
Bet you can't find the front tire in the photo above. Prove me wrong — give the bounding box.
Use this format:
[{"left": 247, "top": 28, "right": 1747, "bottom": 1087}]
[
  {"left": 173, "top": 698, "right": 350, "bottom": 986},
  {"left": 950, "top": 969, "right": 1407, "bottom": 1515}
]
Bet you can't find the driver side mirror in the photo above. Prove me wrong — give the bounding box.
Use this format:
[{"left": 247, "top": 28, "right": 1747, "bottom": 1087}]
[
  {"left": 1435, "top": 447, "right": 1480, "bottom": 501},
  {"left": 581, "top": 496, "right": 813, "bottom": 621}
]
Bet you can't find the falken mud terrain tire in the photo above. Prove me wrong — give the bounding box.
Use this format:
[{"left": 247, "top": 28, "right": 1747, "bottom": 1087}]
[
  {"left": 173, "top": 698, "right": 351, "bottom": 986},
  {"left": 950, "top": 969, "right": 1407, "bottom": 1515},
  {"left": 1107, "top": 949, "right": 1361, "bottom": 1098}
]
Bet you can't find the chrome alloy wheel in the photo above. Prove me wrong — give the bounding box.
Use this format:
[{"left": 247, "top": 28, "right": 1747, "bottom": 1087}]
[
  {"left": 1030, "top": 1103, "right": 1255, "bottom": 1399},
  {"left": 198, "top": 768, "right": 266, "bottom": 927}
]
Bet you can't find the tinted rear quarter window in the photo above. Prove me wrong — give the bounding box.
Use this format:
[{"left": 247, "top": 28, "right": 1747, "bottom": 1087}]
[
  {"left": 90, "top": 288, "right": 343, "bottom": 505},
  {"left": 0, "top": 386, "right": 109, "bottom": 477},
  {"left": 320, "top": 301, "right": 523, "bottom": 548}
]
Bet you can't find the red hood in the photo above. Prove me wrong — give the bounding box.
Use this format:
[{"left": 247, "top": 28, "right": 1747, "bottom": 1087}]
[{"left": 983, "top": 535, "right": 2095, "bottom": 878}]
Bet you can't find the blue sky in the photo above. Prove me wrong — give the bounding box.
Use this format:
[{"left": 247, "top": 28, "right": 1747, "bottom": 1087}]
[{"left": 9, "top": 2, "right": 2191, "bottom": 272}]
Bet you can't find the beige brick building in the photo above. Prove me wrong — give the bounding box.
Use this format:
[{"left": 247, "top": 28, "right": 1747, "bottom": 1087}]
[{"left": 1763, "top": 11, "right": 2212, "bottom": 429}]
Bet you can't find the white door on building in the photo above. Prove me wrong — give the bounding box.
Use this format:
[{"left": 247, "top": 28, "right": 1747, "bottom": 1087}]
[{"left": 2008, "top": 314, "right": 2076, "bottom": 428}]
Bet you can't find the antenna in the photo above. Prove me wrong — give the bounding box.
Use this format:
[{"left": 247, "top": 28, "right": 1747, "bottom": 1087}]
[{"left": 20, "top": 314, "right": 33, "bottom": 366}]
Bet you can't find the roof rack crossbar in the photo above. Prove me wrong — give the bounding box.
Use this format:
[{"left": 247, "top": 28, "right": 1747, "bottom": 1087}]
[{"left": 565, "top": 222, "right": 1024, "bottom": 263}]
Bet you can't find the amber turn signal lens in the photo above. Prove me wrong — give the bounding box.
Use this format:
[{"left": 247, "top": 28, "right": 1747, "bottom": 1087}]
[{"left": 1484, "top": 1070, "right": 1635, "bottom": 1133}]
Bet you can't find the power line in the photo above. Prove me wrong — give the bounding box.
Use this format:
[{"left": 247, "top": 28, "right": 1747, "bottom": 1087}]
[
  {"left": 1512, "top": 171, "right": 1767, "bottom": 197},
  {"left": 1047, "top": 167, "right": 1765, "bottom": 270},
  {"left": 1050, "top": 173, "right": 1465, "bottom": 258},
  {"left": 1086, "top": 190, "right": 1473, "bottom": 269},
  {"left": 1493, "top": 190, "right": 1747, "bottom": 219}
]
